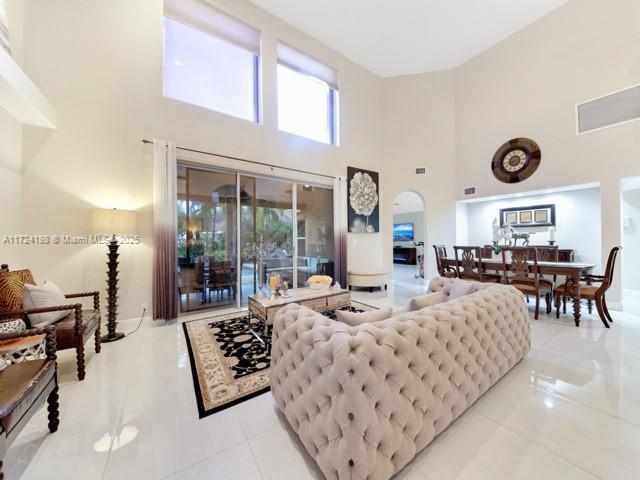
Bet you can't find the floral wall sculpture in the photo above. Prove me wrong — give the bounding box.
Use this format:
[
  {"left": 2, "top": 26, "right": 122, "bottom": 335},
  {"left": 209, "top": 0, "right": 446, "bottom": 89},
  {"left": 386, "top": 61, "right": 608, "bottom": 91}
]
[{"left": 347, "top": 166, "right": 379, "bottom": 233}]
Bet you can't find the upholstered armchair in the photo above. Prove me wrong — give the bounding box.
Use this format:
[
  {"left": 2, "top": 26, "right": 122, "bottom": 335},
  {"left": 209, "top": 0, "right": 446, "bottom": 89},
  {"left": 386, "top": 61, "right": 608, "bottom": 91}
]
[
  {"left": 0, "top": 325, "right": 59, "bottom": 479},
  {"left": 0, "top": 268, "right": 101, "bottom": 381}
]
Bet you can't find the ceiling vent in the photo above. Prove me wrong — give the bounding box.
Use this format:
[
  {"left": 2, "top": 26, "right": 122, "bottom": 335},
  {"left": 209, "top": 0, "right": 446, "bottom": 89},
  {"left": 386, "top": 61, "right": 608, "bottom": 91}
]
[
  {"left": 415, "top": 167, "right": 426, "bottom": 175},
  {"left": 577, "top": 84, "right": 640, "bottom": 134},
  {"left": 463, "top": 186, "right": 477, "bottom": 196}
]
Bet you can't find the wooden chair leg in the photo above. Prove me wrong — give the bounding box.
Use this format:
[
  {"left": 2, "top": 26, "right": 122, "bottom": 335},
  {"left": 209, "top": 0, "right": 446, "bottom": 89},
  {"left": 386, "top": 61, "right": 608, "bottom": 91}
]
[
  {"left": 587, "top": 299, "right": 593, "bottom": 314},
  {"left": 595, "top": 297, "right": 610, "bottom": 328},
  {"left": 47, "top": 385, "right": 60, "bottom": 433},
  {"left": 545, "top": 293, "right": 552, "bottom": 314},
  {"left": 555, "top": 291, "right": 561, "bottom": 319},
  {"left": 76, "top": 344, "right": 86, "bottom": 381},
  {"left": 562, "top": 295, "right": 567, "bottom": 314},
  {"left": 526, "top": 294, "right": 530, "bottom": 304},
  {"left": 534, "top": 294, "right": 540, "bottom": 320},
  {"left": 602, "top": 295, "right": 614, "bottom": 323},
  {"left": 95, "top": 323, "right": 101, "bottom": 354}
]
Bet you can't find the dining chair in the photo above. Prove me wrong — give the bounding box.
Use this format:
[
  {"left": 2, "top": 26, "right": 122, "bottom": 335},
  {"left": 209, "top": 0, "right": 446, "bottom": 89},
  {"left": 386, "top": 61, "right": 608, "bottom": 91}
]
[
  {"left": 501, "top": 247, "right": 553, "bottom": 319},
  {"left": 534, "top": 246, "right": 559, "bottom": 262},
  {"left": 453, "top": 246, "right": 501, "bottom": 283},
  {"left": 534, "top": 246, "right": 560, "bottom": 291},
  {"left": 555, "top": 246, "right": 621, "bottom": 328},
  {"left": 433, "top": 245, "right": 457, "bottom": 278}
]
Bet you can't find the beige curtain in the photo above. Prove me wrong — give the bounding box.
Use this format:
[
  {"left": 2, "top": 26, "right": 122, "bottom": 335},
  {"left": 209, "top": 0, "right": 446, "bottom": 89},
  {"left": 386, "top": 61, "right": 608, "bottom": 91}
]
[
  {"left": 333, "top": 176, "right": 348, "bottom": 287},
  {"left": 152, "top": 139, "right": 178, "bottom": 321}
]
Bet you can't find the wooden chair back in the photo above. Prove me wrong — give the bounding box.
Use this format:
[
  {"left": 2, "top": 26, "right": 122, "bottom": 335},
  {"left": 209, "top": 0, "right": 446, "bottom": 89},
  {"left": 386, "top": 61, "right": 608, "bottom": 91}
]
[
  {"left": 453, "top": 246, "right": 482, "bottom": 280},
  {"left": 433, "top": 245, "right": 448, "bottom": 276},
  {"left": 602, "top": 246, "right": 622, "bottom": 289},
  {"left": 535, "top": 246, "right": 559, "bottom": 262},
  {"left": 501, "top": 247, "right": 540, "bottom": 287}
]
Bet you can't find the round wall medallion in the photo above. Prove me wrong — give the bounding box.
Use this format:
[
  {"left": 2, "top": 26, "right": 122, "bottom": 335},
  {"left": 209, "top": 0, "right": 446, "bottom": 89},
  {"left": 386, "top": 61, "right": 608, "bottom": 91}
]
[{"left": 491, "top": 138, "right": 541, "bottom": 184}]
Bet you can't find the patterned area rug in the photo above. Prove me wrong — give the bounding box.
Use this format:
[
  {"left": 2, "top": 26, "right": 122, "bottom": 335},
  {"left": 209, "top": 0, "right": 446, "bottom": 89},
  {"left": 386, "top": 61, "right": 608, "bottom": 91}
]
[{"left": 183, "top": 301, "right": 377, "bottom": 418}]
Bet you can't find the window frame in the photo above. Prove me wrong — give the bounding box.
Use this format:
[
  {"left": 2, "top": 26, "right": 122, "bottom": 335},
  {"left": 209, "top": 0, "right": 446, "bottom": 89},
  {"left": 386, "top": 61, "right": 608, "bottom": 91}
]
[
  {"left": 276, "top": 61, "right": 340, "bottom": 146},
  {"left": 162, "top": 14, "right": 262, "bottom": 124}
]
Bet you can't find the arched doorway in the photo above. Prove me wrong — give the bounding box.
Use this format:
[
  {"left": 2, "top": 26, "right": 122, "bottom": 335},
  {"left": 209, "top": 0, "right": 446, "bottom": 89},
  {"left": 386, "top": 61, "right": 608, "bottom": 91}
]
[{"left": 392, "top": 191, "right": 427, "bottom": 298}]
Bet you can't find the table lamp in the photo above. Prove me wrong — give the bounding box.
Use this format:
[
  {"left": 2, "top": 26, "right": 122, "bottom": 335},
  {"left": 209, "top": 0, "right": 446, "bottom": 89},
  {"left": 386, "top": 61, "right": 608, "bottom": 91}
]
[{"left": 92, "top": 208, "right": 137, "bottom": 343}]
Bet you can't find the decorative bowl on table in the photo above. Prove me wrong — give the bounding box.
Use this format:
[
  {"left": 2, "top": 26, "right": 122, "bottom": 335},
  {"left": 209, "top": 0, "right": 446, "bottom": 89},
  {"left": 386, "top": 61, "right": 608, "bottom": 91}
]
[{"left": 308, "top": 275, "right": 333, "bottom": 290}]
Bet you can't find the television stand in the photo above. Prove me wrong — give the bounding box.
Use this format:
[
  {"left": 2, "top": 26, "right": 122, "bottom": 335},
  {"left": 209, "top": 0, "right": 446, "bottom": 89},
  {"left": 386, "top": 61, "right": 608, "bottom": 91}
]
[{"left": 393, "top": 246, "right": 417, "bottom": 265}]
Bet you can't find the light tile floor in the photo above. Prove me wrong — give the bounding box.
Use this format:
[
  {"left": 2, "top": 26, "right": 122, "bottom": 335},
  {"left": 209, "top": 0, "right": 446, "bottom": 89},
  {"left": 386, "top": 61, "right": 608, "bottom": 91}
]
[{"left": 5, "top": 267, "right": 640, "bottom": 479}]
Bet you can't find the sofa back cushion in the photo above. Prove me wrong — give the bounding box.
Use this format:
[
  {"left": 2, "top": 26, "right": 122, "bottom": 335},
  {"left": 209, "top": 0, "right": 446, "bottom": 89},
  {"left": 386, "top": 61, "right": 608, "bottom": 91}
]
[
  {"left": 336, "top": 307, "right": 393, "bottom": 326},
  {"left": 427, "top": 276, "right": 491, "bottom": 300},
  {"left": 408, "top": 291, "right": 447, "bottom": 312}
]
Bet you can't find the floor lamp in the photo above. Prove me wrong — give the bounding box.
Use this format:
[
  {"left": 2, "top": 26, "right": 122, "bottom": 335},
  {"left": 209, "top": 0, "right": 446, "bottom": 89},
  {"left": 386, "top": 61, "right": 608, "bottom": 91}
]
[{"left": 92, "top": 208, "right": 137, "bottom": 343}]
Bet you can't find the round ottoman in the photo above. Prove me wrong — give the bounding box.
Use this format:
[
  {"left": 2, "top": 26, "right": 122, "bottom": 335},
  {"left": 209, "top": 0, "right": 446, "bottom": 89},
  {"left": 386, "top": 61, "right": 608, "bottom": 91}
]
[{"left": 348, "top": 269, "right": 389, "bottom": 292}]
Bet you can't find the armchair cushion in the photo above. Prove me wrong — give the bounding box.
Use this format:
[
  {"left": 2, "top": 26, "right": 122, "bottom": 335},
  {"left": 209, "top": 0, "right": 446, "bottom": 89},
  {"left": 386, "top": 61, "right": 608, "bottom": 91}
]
[
  {"left": 55, "top": 309, "right": 100, "bottom": 347},
  {"left": 23, "top": 281, "right": 73, "bottom": 326}
]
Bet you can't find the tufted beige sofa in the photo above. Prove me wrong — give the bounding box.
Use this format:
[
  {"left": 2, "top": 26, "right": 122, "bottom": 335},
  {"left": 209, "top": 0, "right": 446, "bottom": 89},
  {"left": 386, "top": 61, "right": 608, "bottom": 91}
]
[{"left": 270, "top": 278, "right": 530, "bottom": 480}]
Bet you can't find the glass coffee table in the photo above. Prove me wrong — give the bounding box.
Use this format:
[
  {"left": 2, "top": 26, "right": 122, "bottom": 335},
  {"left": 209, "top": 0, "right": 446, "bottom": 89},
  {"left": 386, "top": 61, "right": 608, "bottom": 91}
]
[{"left": 248, "top": 287, "right": 351, "bottom": 340}]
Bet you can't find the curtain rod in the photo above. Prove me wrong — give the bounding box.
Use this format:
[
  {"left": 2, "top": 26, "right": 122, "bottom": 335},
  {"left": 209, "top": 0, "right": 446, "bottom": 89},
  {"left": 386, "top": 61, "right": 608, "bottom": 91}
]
[{"left": 142, "top": 139, "right": 336, "bottom": 180}]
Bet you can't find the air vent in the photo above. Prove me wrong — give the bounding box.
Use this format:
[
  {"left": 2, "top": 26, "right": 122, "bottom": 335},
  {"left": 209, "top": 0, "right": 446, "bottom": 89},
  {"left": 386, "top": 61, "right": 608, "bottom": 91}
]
[
  {"left": 415, "top": 167, "right": 426, "bottom": 175},
  {"left": 577, "top": 84, "right": 640, "bottom": 134},
  {"left": 463, "top": 187, "right": 477, "bottom": 196}
]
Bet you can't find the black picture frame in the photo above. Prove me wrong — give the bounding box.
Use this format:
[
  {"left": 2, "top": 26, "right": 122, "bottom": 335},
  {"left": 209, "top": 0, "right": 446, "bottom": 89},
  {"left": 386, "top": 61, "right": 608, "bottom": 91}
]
[
  {"left": 500, "top": 204, "right": 555, "bottom": 228},
  {"left": 347, "top": 166, "right": 380, "bottom": 233}
]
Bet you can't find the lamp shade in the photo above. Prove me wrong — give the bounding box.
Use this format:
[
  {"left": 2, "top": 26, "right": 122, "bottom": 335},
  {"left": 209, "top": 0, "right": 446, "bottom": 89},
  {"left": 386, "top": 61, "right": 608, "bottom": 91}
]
[{"left": 92, "top": 208, "right": 137, "bottom": 234}]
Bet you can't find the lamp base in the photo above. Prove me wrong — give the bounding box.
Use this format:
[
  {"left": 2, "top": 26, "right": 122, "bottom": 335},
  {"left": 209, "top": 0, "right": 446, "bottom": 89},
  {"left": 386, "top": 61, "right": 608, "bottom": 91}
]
[{"left": 101, "top": 332, "right": 126, "bottom": 343}]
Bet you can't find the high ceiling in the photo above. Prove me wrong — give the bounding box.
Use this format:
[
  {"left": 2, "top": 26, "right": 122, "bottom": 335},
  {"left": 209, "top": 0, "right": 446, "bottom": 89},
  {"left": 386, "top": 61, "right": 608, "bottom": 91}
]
[{"left": 249, "top": 0, "right": 568, "bottom": 77}]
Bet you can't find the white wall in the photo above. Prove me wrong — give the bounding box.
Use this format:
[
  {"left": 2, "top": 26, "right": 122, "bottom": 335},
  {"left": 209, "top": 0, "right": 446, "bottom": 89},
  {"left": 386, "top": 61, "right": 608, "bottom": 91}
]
[
  {"left": 18, "top": 0, "right": 385, "bottom": 319},
  {"left": 393, "top": 211, "right": 424, "bottom": 247},
  {"left": 0, "top": 107, "right": 23, "bottom": 267},
  {"left": 452, "top": 0, "right": 640, "bottom": 303},
  {"left": 382, "top": 71, "right": 457, "bottom": 280},
  {"left": 623, "top": 188, "right": 640, "bottom": 292},
  {"left": 465, "top": 187, "right": 602, "bottom": 268},
  {"left": 0, "top": 0, "right": 24, "bottom": 267}
]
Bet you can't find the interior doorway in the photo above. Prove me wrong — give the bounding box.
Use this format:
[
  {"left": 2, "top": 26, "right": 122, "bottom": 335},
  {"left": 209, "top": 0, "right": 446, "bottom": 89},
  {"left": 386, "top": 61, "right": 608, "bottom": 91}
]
[{"left": 392, "top": 191, "right": 427, "bottom": 301}]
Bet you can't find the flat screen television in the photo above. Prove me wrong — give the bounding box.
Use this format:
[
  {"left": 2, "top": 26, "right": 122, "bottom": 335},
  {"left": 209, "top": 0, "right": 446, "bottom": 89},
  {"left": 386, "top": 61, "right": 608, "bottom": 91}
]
[{"left": 393, "top": 223, "right": 414, "bottom": 242}]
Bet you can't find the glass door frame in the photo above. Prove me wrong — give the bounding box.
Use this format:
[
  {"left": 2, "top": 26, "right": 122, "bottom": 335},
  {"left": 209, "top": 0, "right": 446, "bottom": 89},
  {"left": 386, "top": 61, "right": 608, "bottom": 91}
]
[{"left": 178, "top": 160, "right": 333, "bottom": 312}]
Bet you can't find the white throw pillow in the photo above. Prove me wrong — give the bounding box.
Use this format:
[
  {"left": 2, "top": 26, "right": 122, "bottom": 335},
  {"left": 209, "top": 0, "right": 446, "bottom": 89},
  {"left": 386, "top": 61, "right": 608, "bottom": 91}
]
[
  {"left": 448, "top": 280, "right": 475, "bottom": 300},
  {"left": 408, "top": 291, "right": 447, "bottom": 312},
  {"left": 0, "top": 318, "right": 26, "bottom": 335},
  {"left": 336, "top": 307, "right": 393, "bottom": 326},
  {"left": 23, "top": 281, "right": 73, "bottom": 326}
]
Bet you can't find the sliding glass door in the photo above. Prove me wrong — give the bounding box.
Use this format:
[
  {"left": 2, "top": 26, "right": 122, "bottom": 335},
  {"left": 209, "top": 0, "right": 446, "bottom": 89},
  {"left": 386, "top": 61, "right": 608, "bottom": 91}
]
[
  {"left": 177, "top": 165, "right": 333, "bottom": 313},
  {"left": 177, "top": 166, "right": 238, "bottom": 312},
  {"left": 239, "top": 175, "right": 294, "bottom": 305},
  {"left": 296, "top": 184, "right": 334, "bottom": 287}
]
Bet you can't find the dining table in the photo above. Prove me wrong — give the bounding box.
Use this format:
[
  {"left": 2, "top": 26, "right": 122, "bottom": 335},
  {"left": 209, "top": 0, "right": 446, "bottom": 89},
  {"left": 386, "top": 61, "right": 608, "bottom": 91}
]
[{"left": 441, "top": 257, "right": 595, "bottom": 326}]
